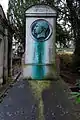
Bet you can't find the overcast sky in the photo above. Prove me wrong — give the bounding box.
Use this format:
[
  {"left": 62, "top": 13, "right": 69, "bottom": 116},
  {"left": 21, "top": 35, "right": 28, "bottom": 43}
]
[{"left": 0, "top": 0, "right": 8, "bottom": 14}]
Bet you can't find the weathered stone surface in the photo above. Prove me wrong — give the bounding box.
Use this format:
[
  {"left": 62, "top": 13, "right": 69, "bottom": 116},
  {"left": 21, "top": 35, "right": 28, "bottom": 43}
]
[
  {"left": 23, "top": 4, "right": 57, "bottom": 80},
  {"left": 0, "top": 5, "right": 8, "bottom": 84}
]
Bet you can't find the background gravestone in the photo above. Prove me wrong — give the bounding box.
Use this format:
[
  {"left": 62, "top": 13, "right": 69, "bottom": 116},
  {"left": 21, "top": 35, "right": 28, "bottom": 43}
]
[{"left": 23, "top": 4, "right": 57, "bottom": 80}]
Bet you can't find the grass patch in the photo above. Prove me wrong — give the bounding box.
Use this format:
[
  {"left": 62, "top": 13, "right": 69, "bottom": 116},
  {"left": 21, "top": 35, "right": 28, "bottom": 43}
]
[{"left": 28, "top": 80, "right": 51, "bottom": 120}]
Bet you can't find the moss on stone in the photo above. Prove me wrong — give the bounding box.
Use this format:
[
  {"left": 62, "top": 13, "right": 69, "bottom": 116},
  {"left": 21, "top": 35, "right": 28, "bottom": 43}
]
[{"left": 28, "top": 81, "right": 51, "bottom": 120}]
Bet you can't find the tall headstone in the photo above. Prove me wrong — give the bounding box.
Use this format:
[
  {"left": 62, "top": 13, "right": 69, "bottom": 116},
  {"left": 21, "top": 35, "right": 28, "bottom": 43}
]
[{"left": 23, "top": 4, "right": 57, "bottom": 80}]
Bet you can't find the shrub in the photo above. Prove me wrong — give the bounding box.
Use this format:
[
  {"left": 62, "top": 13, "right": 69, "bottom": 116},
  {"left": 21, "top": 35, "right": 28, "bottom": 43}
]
[{"left": 58, "top": 53, "right": 73, "bottom": 70}]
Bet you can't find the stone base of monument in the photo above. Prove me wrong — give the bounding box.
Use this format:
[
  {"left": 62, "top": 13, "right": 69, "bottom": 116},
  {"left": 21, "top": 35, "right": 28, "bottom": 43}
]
[{"left": 22, "top": 64, "right": 58, "bottom": 80}]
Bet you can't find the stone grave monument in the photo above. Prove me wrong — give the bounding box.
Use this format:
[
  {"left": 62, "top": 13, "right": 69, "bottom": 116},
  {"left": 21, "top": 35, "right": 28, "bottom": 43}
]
[{"left": 23, "top": 4, "right": 57, "bottom": 80}]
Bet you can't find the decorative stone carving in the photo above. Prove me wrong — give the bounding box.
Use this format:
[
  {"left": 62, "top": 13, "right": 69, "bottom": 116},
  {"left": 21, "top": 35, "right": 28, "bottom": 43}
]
[{"left": 31, "top": 19, "right": 52, "bottom": 42}]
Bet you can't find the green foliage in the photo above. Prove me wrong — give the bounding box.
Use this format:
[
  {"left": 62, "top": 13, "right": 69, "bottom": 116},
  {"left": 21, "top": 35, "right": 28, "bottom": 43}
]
[
  {"left": 59, "top": 53, "right": 73, "bottom": 69},
  {"left": 7, "top": 0, "right": 80, "bottom": 67},
  {"left": 70, "top": 92, "right": 80, "bottom": 104},
  {"left": 56, "top": 23, "right": 72, "bottom": 48},
  {"left": 7, "top": 0, "right": 39, "bottom": 42},
  {"left": 76, "top": 96, "right": 80, "bottom": 104},
  {"left": 72, "top": 54, "right": 80, "bottom": 72},
  {"left": 66, "top": 0, "right": 80, "bottom": 68},
  {"left": 7, "top": 0, "right": 71, "bottom": 52},
  {"left": 75, "top": 79, "right": 80, "bottom": 88},
  {"left": 70, "top": 79, "right": 80, "bottom": 104}
]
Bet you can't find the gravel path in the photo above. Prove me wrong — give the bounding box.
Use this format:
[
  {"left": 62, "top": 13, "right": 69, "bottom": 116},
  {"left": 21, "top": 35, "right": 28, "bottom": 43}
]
[
  {"left": 0, "top": 77, "right": 38, "bottom": 120},
  {"left": 0, "top": 77, "right": 77, "bottom": 120}
]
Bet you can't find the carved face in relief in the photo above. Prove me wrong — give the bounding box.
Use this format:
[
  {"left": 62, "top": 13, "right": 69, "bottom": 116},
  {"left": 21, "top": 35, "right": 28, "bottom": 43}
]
[{"left": 31, "top": 19, "right": 52, "bottom": 42}]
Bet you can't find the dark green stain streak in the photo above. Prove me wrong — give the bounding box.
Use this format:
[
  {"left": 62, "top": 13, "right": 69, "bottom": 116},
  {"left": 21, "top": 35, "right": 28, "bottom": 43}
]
[{"left": 32, "top": 42, "right": 45, "bottom": 80}]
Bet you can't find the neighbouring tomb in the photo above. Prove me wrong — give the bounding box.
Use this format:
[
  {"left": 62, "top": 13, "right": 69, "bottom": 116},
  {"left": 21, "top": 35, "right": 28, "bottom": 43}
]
[{"left": 0, "top": 5, "right": 13, "bottom": 84}]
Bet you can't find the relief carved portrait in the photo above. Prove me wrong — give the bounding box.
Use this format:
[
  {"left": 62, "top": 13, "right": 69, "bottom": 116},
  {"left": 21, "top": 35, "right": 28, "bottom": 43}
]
[{"left": 31, "top": 19, "right": 52, "bottom": 42}]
